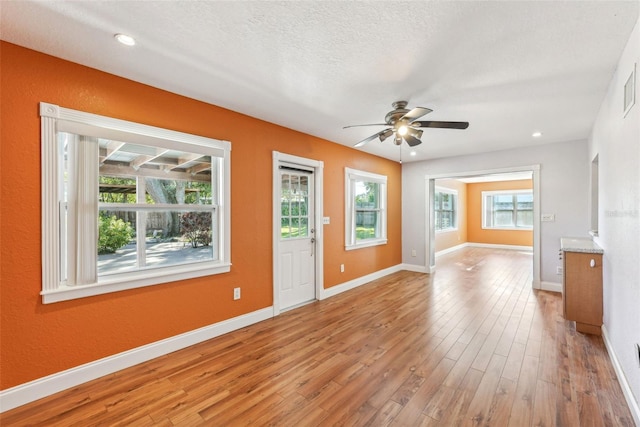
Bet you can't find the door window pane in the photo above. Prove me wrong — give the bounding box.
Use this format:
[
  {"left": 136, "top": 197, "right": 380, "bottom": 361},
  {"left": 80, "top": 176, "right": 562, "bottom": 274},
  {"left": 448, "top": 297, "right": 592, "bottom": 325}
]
[
  {"left": 281, "top": 217, "right": 291, "bottom": 239},
  {"left": 280, "top": 172, "right": 311, "bottom": 240},
  {"left": 291, "top": 217, "right": 300, "bottom": 238}
]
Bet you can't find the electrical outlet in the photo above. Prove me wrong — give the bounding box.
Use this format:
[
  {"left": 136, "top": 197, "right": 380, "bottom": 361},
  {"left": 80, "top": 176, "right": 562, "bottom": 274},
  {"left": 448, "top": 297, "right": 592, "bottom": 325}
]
[
  {"left": 233, "top": 287, "right": 241, "bottom": 300},
  {"left": 411, "top": 249, "right": 416, "bottom": 257},
  {"left": 340, "top": 264, "right": 344, "bottom": 273},
  {"left": 556, "top": 266, "right": 563, "bottom": 275}
]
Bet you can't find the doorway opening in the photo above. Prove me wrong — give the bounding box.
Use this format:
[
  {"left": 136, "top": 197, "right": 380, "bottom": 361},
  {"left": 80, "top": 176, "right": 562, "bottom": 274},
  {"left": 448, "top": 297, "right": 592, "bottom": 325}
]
[{"left": 426, "top": 165, "right": 541, "bottom": 289}]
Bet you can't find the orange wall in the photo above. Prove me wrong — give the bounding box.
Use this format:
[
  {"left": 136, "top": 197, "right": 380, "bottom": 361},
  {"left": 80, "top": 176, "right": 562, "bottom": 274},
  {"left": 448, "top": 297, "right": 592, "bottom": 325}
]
[
  {"left": 434, "top": 179, "right": 468, "bottom": 252},
  {"left": 466, "top": 179, "right": 533, "bottom": 246},
  {"left": 0, "top": 42, "right": 401, "bottom": 389}
]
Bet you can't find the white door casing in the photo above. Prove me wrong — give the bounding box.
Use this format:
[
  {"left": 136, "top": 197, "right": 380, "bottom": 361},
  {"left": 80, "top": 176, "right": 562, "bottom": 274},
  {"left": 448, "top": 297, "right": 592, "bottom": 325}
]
[
  {"left": 272, "top": 152, "right": 324, "bottom": 315},
  {"left": 279, "top": 168, "right": 315, "bottom": 309}
]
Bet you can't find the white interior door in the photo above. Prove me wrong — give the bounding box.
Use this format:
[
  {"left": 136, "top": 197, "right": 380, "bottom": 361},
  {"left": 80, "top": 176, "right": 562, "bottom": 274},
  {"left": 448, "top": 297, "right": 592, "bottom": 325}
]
[{"left": 278, "top": 168, "right": 316, "bottom": 310}]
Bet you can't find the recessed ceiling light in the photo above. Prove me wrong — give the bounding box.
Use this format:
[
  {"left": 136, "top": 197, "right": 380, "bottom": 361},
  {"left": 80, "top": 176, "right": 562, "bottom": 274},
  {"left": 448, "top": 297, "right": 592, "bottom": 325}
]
[
  {"left": 532, "top": 131, "right": 543, "bottom": 138},
  {"left": 410, "top": 151, "right": 417, "bottom": 156},
  {"left": 115, "top": 33, "right": 136, "bottom": 46}
]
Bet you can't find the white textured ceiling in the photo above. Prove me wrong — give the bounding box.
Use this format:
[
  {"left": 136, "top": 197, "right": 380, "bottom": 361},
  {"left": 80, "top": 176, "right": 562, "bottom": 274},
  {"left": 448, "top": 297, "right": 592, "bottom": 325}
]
[{"left": 2, "top": 1, "right": 638, "bottom": 162}]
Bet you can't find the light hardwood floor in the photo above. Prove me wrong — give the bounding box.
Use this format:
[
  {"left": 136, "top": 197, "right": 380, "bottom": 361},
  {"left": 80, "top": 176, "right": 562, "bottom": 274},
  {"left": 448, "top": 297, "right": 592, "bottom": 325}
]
[{"left": 1, "top": 247, "right": 634, "bottom": 426}]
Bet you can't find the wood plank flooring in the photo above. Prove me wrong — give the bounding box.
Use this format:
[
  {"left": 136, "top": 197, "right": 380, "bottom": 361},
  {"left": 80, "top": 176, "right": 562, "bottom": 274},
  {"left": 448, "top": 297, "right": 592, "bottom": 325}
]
[{"left": 1, "top": 247, "right": 634, "bottom": 426}]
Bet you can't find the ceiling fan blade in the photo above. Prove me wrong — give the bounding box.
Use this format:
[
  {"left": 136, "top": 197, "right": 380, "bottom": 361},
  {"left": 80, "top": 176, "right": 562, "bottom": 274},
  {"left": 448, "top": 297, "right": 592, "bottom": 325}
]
[
  {"left": 400, "top": 107, "right": 432, "bottom": 122},
  {"left": 343, "top": 123, "right": 388, "bottom": 129},
  {"left": 413, "top": 121, "right": 469, "bottom": 129},
  {"left": 404, "top": 134, "right": 422, "bottom": 147},
  {"left": 354, "top": 129, "right": 391, "bottom": 147}
]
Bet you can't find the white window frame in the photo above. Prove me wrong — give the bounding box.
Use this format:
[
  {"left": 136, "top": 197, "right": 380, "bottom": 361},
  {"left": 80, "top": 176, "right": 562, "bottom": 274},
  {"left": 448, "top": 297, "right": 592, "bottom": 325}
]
[
  {"left": 482, "top": 189, "right": 533, "bottom": 230},
  {"left": 345, "top": 167, "right": 387, "bottom": 250},
  {"left": 40, "top": 102, "right": 231, "bottom": 303},
  {"left": 434, "top": 187, "right": 458, "bottom": 233}
]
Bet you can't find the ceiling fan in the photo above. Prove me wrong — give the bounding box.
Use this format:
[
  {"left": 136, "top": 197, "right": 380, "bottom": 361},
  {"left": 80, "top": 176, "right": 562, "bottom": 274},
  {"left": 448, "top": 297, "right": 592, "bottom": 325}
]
[{"left": 344, "top": 101, "right": 469, "bottom": 148}]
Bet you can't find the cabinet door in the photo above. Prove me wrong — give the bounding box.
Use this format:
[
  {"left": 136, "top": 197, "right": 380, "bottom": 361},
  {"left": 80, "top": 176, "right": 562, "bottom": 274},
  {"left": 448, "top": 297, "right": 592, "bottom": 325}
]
[{"left": 564, "top": 252, "right": 603, "bottom": 325}]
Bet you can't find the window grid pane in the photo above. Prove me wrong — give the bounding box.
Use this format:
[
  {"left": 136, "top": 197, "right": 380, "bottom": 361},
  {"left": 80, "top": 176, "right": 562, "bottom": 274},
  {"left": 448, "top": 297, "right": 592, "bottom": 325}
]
[
  {"left": 435, "top": 191, "right": 457, "bottom": 231},
  {"left": 281, "top": 172, "right": 310, "bottom": 240},
  {"left": 355, "top": 180, "right": 380, "bottom": 241},
  {"left": 98, "top": 207, "right": 216, "bottom": 276}
]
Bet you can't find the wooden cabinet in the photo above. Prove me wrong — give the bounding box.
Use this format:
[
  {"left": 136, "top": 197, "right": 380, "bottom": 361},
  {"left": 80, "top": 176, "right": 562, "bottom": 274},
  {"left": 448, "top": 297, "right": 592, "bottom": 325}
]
[{"left": 562, "top": 251, "right": 603, "bottom": 335}]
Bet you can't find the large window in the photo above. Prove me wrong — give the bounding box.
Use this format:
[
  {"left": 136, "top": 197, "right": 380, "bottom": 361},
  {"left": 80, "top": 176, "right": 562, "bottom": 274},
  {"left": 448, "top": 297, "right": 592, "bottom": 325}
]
[
  {"left": 345, "top": 168, "right": 387, "bottom": 250},
  {"left": 40, "top": 103, "right": 231, "bottom": 303},
  {"left": 435, "top": 188, "right": 458, "bottom": 232},
  {"left": 482, "top": 190, "right": 533, "bottom": 229}
]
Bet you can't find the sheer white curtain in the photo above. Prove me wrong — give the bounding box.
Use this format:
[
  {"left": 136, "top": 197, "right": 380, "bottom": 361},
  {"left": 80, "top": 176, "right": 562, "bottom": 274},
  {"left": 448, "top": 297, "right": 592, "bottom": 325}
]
[{"left": 66, "top": 134, "right": 98, "bottom": 285}]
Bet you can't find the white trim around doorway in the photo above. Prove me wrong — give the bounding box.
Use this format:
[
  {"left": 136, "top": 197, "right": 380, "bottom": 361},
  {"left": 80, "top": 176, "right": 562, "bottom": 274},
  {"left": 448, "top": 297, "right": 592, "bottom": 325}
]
[{"left": 272, "top": 152, "right": 324, "bottom": 316}]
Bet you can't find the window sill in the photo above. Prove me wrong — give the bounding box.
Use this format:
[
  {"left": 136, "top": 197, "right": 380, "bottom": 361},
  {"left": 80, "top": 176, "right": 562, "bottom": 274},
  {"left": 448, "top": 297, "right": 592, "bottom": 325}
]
[
  {"left": 345, "top": 238, "right": 388, "bottom": 251},
  {"left": 436, "top": 228, "right": 458, "bottom": 234},
  {"left": 481, "top": 227, "right": 533, "bottom": 231},
  {"left": 41, "top": 262, "right": 231, "bottom": 304}
]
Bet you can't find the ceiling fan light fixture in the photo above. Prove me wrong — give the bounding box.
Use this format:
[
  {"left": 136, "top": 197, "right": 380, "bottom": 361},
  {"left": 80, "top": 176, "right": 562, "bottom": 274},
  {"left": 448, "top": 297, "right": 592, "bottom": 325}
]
[
  {"left": 379, "top": 129, "right": 393, "bottom": 142},
  {"left": 345, "top": 101, "right": 469, "bottom": 149},
  {"left": 408, "top": 128, "right": 423, "bottom": 139}
]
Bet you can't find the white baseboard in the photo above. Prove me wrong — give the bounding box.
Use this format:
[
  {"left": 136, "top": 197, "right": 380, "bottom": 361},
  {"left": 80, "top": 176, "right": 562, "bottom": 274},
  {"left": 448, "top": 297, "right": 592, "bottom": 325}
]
[
  {"left": 467, "top": 242, "right": 533, "bottom": 251},
  {"left": 602, "top": 325, "right": 640, "bottom": 426},
  {"left": 540, "top": 281, "right": 562, "bottom": 293},
  {"left": 435, "top": 243, "right": 469, "bottom": 257},
  {"left": 0, "top": 264, "right": 413, "bottom": 413},
  {"left": 400, "top": 263, "right": 429, "bottom": 274},
  {"left": 320, "top": 264, "right": 403, "bottom": 300},
  {"left": 435, "top": 243, "right": 532, "bottom": 258},
  {"left": 0, "top": 307, "right": 274, "bottom": 413}
]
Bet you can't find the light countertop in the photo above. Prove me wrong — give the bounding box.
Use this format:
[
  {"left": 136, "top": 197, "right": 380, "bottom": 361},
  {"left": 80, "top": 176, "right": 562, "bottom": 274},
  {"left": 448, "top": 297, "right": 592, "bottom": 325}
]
[{"left": 560, "top": 237, "right": 604, "bottom": 254}]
